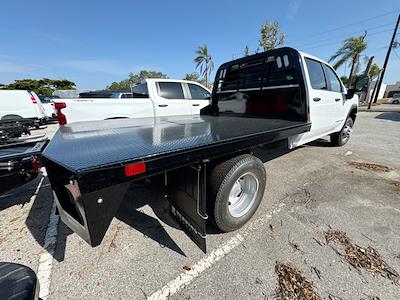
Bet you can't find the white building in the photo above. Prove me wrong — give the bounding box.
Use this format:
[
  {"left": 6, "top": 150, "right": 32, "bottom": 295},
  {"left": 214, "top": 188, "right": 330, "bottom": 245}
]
[{"left": 385, "top": 81, "right": 400, "bottom": 97}]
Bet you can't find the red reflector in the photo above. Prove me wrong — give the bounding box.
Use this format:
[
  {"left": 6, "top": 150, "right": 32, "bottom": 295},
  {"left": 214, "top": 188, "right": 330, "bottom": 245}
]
[{"left": 124, "top": 162, "right": 146, "bottom": 177}]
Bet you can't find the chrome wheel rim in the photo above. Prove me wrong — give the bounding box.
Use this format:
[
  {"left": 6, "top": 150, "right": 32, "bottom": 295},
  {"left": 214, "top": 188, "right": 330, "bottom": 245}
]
[
  {"left": 228, "top": 172, "right": 259, "bottom": 218},
  {"left": 341, "top": 119, "right": 353, "bottom": 143}
]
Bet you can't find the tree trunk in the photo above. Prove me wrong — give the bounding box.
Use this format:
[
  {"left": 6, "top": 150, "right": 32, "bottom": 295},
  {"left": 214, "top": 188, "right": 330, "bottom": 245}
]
[
  {"left": 205, "top": 62, "right": 208, "bottom": 88},
  {"left": 347, "top": 55, "right": 358, "bottom": 88}
]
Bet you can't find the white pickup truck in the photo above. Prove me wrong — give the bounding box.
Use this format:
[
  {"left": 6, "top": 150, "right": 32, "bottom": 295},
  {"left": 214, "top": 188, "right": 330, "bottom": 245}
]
[{"left": 54, "top": 79, "right": 211, "bottom": 124}]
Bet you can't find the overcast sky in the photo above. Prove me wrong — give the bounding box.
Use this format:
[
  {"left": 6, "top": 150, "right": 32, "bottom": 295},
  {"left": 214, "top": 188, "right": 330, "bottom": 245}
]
[{"left": 0, "top": 0, "right": 399, "bottom": 89}]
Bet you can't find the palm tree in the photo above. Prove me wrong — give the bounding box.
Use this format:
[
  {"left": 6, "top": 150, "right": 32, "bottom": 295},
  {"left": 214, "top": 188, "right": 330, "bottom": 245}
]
[
  {"left": 329, "top": 32, "right": 367, "bottom": 87},
  {"left": 194, "top": 45, "right": 214, "bottom": 88},
  {"left": 368, "top": 63, "right": 381, "bottom": 80}
]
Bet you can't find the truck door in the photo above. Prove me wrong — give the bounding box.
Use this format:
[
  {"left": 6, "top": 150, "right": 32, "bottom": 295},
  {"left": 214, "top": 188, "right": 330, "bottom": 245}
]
[
  {"left": 304, "top": 58, "right": 337, "bottom": 138},
  {"left": 322, "top": 64, "right": 346, "bottom": 131},
  {"left": 184, "top": 83, "right": 211, "bottom": 114},
  {"left": 154, "top": 82, "right": 192, "bottom": 116}
]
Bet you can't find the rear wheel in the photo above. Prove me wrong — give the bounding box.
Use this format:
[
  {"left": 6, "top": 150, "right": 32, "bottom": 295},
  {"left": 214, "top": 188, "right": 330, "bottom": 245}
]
[
  {"left": 331, "top": 117, "right": 353, "bottom": 146},
  {"left": 209, "top": 154, "right": 266, "bottom": 232}
]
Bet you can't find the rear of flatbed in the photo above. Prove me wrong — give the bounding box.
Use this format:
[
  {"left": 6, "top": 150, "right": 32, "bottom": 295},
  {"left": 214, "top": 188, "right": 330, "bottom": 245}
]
[{"left": 43, "top": 47, "right": 311, "bottom": 252}]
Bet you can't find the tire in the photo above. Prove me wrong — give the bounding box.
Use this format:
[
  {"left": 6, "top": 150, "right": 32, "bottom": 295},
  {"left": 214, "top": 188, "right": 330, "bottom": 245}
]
[
  {"left": 208, "top": 154, "right": 266, "bottom": 232},
  {"left": 331, "top": 117, "right": 354, "bottom": 146}
]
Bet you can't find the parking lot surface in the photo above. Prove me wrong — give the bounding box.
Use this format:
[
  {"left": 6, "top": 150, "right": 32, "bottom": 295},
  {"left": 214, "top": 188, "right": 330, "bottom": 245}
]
[{"left": 1, "top": 112, "right": 399, "bottom": 299}]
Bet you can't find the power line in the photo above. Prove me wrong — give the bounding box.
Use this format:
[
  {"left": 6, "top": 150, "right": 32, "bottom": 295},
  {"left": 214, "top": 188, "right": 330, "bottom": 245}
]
[
  {"left": 292, "top": 22, "right": 395, "bottom": 49},
  {"left": 300, "top": 28, "right": 393, "bottom": 51},
  {"left": 287, "top": 9, "right": 400, "bottom": 43},
  {"left": 393, "top": 49, "right": 400, "bottom": 61}
]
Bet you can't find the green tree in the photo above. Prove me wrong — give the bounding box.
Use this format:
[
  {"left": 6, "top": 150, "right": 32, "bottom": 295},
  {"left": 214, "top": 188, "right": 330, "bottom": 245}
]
[
  {"left": 5, "top": 78, "right": 75, "bottom": 95},
  {"left": 194, "top": 45, "right": 214, "bottom": 88},
  {"left": 244, "top": 45, "right": 250, "bottom": 57},
  {"left": 340, "top": 76, "right": 349, "bottom": 86},
  {"left": 107, "top": 70, "right": 168, "bottom": 90},
  {"left": 368, "top": 63, "right": 381, "bottom": 80},
  {"left": 329, "top": 32, "right": 368, "bottom": 87},
  {"left": 183, "top": 72, "right": 207, "bottom": 86},
  {"left": 259, "top": 20, "right": 286, "bottom": 51}
]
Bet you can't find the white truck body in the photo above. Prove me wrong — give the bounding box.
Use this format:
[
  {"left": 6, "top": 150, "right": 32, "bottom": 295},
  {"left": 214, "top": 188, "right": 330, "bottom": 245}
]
[
  {"left": 289, "top": 51, "right": 358, "bottom": 148},
  {"left": 0, "top": 90, "right": 47, "bottom": 122},
  {"left": 55, "top": 79, "right": 211, "bottom": 124}
]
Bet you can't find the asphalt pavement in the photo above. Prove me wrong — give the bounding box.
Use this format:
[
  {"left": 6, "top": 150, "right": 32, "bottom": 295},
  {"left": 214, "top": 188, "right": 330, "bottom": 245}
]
[{"left": 0, "top": 112, "right": 399, "bottom": 299}]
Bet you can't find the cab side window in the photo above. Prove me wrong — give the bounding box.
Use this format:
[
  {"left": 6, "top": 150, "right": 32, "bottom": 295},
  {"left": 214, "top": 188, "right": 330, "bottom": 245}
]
[
  {"left": 132, "top": 83, "right": 149, "bottom": 98},
  {"left": 158, "top": 82, "right": 184, "bottom": 99},
  {"left": 305, "top": 58, "right": 327, "bottom": 90},
  {"left": 188, "top": 84, "right": 210, "bottom": 100},
  {"left": 323, "top": 65, "right": 343, "bottom": 93}
]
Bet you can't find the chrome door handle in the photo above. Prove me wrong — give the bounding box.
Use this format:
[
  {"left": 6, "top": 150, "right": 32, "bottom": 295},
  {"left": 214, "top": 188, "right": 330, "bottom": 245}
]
[
  {"left": 335, "top": 98, "right": 341, "bottom": 102},
  {"left": 158, "top": 104, "right": 168, "bottom": 107},
  {"left": 192, "top": 104, "right": 200, "bottom": 106},
  {"left": 313, "top": 97, "right": 321, "bottom": 102}
]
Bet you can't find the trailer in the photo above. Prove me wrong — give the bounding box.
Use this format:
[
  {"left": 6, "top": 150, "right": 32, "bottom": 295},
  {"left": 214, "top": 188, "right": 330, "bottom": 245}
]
[{"left": 42, "top": 48, "right": 359, "bottom": 252}]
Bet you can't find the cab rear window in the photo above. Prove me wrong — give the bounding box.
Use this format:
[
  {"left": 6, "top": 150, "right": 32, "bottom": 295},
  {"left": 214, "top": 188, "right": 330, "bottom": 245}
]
[{"left": 216, "top": 52, "right": 299, "bottom": 93}]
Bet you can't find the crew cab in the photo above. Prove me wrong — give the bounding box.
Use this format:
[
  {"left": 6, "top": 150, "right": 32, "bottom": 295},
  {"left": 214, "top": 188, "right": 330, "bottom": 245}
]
[
  {"left": 54, "top": 79, "right": 212, "bottom": 124},
  {"left": 43, "top": 48, "right": 360, "bottom": 253}
]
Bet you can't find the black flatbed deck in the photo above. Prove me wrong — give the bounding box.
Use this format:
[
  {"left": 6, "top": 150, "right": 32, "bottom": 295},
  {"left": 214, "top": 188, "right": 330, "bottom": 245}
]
[{"left": 43, "top": 114, "right": 310, "bottom": 176}]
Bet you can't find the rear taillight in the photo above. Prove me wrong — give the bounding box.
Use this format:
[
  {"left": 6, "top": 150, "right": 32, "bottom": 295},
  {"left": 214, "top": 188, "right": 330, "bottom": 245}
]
[
  {"left": 124, "top": 162, "right": 146, "bottom": 177},
  {"left": 31, "top": 156, "right": 39, "bottom": 173},
  {"left": 55, "top": 102, "right": 67, "bottom": 125},
  {"left": 29, "top": 92, "right": 37, "bottom": 104}
]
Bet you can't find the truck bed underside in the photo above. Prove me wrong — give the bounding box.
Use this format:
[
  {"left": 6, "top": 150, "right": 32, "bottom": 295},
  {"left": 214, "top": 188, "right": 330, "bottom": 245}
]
[{"left": 43, "top": 114, "right": 309, "bottom": 174}]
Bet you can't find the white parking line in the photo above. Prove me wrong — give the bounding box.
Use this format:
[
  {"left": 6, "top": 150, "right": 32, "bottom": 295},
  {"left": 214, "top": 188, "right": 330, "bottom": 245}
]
[
  {"left": 35, "top": 173, "right": 60, "bottom": 300},
  {"left": 147, "top": 203, "right": 285, "bottom": 300}
]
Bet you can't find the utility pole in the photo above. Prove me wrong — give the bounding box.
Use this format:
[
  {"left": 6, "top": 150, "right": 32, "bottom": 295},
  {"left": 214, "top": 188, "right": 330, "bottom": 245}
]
[{"left": 370, "top": 14, "right": 400, "bottom": 108}]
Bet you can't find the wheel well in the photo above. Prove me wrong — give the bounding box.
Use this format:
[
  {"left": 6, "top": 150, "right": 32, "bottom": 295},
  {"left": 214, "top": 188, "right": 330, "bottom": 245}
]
[
  {"left": 349, "top": 107, "right": 357, "bottom": 122},
  {"left": 1, "top": 114, "right": 23, "bottom": 121}
]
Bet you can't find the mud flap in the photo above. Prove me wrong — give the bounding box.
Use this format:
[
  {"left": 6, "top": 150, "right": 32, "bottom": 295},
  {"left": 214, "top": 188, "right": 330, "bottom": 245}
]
[
  {"left": 53, "top": 180, "right": 131, "bottom": 247},
  {"left": 167, "top": 164, "right": 208, "bottom": 253}
]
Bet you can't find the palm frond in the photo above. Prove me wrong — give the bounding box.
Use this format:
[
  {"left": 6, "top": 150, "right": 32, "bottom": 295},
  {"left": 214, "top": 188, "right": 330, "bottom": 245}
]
[{"left": 333, "top": 54, "right": 351, "bottom": 70}]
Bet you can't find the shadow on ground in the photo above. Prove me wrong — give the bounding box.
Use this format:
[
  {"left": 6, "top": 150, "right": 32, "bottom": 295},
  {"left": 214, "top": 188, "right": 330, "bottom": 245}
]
[
  {"left": 0, "top": 173, "right": 43, "bottom": 211},
  {"left": 375, "top": 112, "right": 400, "bottom": 122},
  {"left": 25, "top": 174, "right": 71, "bottom": 263}
]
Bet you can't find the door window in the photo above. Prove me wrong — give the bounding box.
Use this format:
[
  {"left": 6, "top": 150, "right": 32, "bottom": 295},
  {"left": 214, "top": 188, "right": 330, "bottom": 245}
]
[
  {"left": 132, "top": 83, "right": 149, "bottom": 98},
  {"left": 323, "top": 65, "right": 342, "bottom": 93},
  {"left": 305, "top": 58, "right": 327, "bottom": 90},
  {"left": 158, "top": 82, "right": 184, "bottom": 99},
  {"left": 188, "top": 84, "right": 210, "bottom": 100}
]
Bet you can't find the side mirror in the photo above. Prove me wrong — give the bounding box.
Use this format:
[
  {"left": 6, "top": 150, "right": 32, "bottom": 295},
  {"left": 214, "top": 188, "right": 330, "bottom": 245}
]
[{"left": 346, "top": 89, "right": 355, "bottom": 99}]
